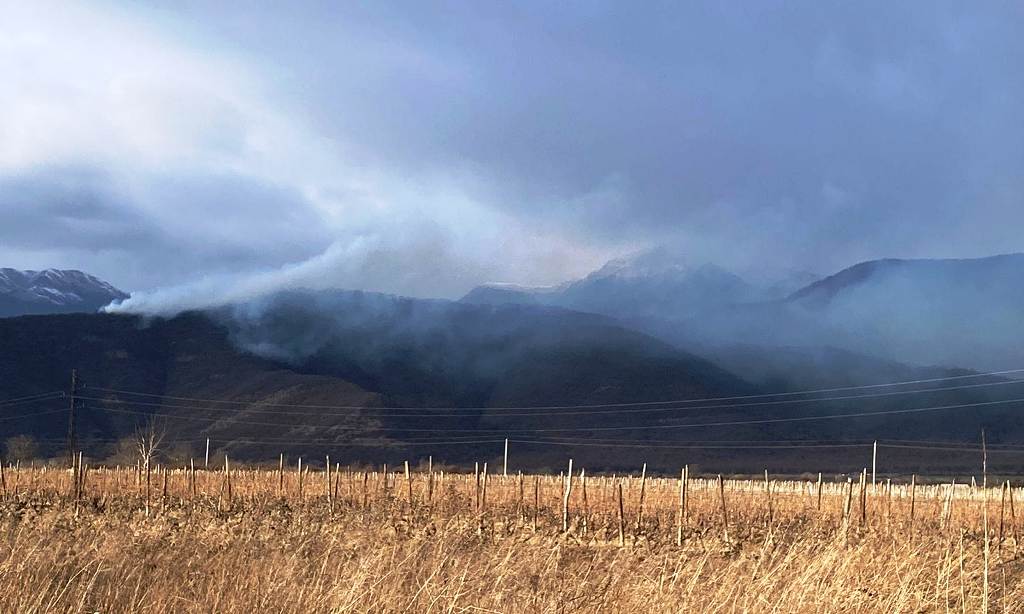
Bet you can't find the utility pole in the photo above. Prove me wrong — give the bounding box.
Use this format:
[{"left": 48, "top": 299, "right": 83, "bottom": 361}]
[{"left": 66, "top": 369, "right": 78, "bottom": 468}]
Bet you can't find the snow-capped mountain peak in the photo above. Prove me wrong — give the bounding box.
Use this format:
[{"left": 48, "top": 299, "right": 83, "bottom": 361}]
[{"left": 0, "top": 268, "right": 129, "bottom": 317}]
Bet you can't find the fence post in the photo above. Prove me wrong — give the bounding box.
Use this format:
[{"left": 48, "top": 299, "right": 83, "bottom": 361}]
[{"left": 562, "top": 459, "right": 573, "bottom": 532}]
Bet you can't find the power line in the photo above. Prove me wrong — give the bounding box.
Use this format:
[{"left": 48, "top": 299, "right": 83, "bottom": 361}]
[
  {"left": 83, "top": 366, "right": 1024, "bottom": 411},
  {"left": 74, "top": 378, "right": 1024, "bottom": 419},
  {"left": 0, "top": 407, "right": 69, "bottom": 422},
  {"left": 84, "top": 395, "right": 1024, "bottom": 433},
  {"left": 0, "top": 391, "right": 64, "bottom": 407}
]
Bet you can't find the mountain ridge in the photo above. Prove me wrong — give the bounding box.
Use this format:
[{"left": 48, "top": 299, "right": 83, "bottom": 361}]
[{"left": 0, "top": 268, "right": 128, "bottom": 317}]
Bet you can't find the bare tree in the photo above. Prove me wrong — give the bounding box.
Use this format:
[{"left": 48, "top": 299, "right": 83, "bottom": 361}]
[
  {"left": 5, "top": 435, "right": 39, "bottom": 463},
  {"left": 135, "top": 417, "right": 167, "bottom": 470}
]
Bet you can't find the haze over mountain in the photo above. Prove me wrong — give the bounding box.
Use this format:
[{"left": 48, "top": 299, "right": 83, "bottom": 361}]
[
  {"left": 3, "top": 288, "right": 1021, "bottom": 472},
  {"left": 463, "top": 248, "right": 780, "bottom": 320},
  {"left": 466, "top": 251, "right": 1024, "bottom": 373}
]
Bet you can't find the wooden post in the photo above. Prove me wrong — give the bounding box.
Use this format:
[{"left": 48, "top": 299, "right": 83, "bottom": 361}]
[
  {"left": 944, "top": 478, "right": 957, "bottom": 529},
  {"left": 533, "top": 475, "right": 540, "bottom": 532},
  {"left": 764, "top": 469, "right": 773, "bottom": 526},
  {"left": 909, "top": 474, "right": 917, "bottom": 542},
  {"left": 77, "top": 451, "right": 85, "bottom": 500},
  {"left": 562, "top": 458, "right": 573, "bottom": 532},
  {"left": 326, "top": 455, "right": 333, "bottom": 512},
  {"left": 334, "top": 463, "right": 342, "bottom": 506},
  {"left": 278, "top": 453, "right": 284, "bottom": 497},
  {"left": 480, "top": 463, "right": 488, "bottom": 515},
  {"left": 297, "top": 457, "right": 303, "bottom": 500},
  {"left": 503, "top": 438, "right": 508, "bottom": 477},
  {"left": 682, "top": 465, "right": 689, "bottom": 523},
  {"left": 580, "top": 468, "right": 589, "bottom": 535},
  {"left": 872, "top": 440, "right": 878, "bottom": 491},
  {"left": 999, "top": 480, "right": 1008, "bottom": 557},
  {"left": 842, "top": 477, "right": 853, "bottom": 525},
  {"left": 816, "top": 472, "right": 823, "bottom": 511},
  {"left": 427, "top": 456, "right": 434, "bottom": 503},
  {"left": 617, "top": 481, "right": 625, "bottom": 547},
  {"left": 717, "top": 474, "right": 729, "bottom": 543},
  {"left": 859, "top": 468, "right": 867, "bottom": 524},
  {"left": 474, "top": 462, "right": 480, "bottom": 512},
  {"left": 974, "top": 433, "right": 988, "bottom": 609},
  {"left": 225, "top": 455, "right": 232, "bottom": 504},
  {"left": 517, "top": 471, "right": 524, "bottom": 518},
  {"left": 982, "top": 429, "right": 988, "bottom": 489},
  {"left": 635, "top": 463, "right": 647, "bottom": 533},
  {"left": 406, "top": 460, "right": 415, "bottom": 508},
  {"left": 1009, "top": 481, "right": 1019, "bottom": 553},
  {"left": 676, "top": 467, "right": 685, "bottom": 546},
  {"left": 66, "top": 369, "right": 77, "bottom": 469}
]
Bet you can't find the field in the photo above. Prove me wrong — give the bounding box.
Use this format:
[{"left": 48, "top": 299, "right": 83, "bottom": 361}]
[{"left": 0, "top": 460, "right": 1022, "bottom": 612}]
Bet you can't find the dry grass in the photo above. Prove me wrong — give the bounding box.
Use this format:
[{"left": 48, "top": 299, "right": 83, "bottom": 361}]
[{"left": 0, "top": 462, "right": 1022, "bottom": 612}]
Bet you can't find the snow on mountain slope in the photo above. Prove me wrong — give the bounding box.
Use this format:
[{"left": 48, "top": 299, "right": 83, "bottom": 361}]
[{"left": 0, "top": 268, "right": 129, "bottom": 316}]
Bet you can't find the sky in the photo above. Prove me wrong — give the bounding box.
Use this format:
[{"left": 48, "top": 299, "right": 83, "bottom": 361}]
[{"left": 1, "top": 1, "right": 1022, "bottom": 308}]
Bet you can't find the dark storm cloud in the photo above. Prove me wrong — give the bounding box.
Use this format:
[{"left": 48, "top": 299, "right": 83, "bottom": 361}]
[
  {"left": 0, "top": 167, "right": 332, "bottom": 289},
  {"left": 149, "top": 1, "right": 1024, "bottom": 270},
  {"left": 3, "top": 1, "right": 1024, "bottom": 298}
]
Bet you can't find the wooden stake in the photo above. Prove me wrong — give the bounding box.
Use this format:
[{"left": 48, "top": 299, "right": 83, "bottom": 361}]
[
  {"left": 533, "top": 475, "right": 540, "bottom": 532},
  {"left": 326, "top": 456, "right": 333, "bottom": 512},
  {"left": 816, "top": 472, "right": 823, "bottom": 511},
  {"left": 909, "top": 474, "right": 917, "bottom": 543},
  {"left": 405, "top": 460, "right": 413, "bottom": 507},
  {"left": 682, "top": 465, "right": 689, "bottom": 523},
  {"left": 717, "top": 475, "right": 730, "bottom": 543},
  {"left": 580, "top": 468, "right": 589, "bottom": 535},
  {"left": 562, "top": 458, "right": 573, "bottom": 533},
  {"left": 517, "top": 471, "right": 524, "bottom": 518},
  {"left": 872, "top": 440, "right": 878, "bottom": 491},
  {"left": 999, "top": 480, "right": 1007, "bottom": 557},
  {"left": 635, "top": 463, "right": 647, "bottom": 533},
  {"left": 480, "top": 463, "right": 488, "bottom": 514},
  {"left": 617, "top": 481, "right": 625, "bottom": 547},
  {"left": 676, "top": 467, "right": 685, "bottom": 546},
  {"left": 859, "top": 468, "right": 867, "bottom": 525}
]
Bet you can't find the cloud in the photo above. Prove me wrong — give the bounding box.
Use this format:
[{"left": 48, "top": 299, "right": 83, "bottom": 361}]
[
  {"left": 2, "top": 1, "right": 1023, "bottom": 304},
  {"left": 0, "top": 1, "right": 612, "bottom": 299}
]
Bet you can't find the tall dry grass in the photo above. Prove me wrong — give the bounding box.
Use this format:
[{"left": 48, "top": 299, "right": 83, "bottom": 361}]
[{"left": 0, "top": 462, "right": 1021, "bottom": 612}]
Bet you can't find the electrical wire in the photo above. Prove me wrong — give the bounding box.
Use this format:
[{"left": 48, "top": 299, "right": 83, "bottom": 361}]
[
  {"left": 74, "top": 378, "right": 1024, "bottom": 419},
  {"left": 83, "top": 395, "right": 1024, "bottom": 433},
  {"left": 83, "top": 366, "right": 1024, "bottom": 411}
]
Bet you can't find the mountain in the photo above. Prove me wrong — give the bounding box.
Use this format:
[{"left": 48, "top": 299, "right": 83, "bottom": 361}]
[
  {"left": 777, "top": 254, "right": 1024, "bottom": 369},
  {"left": 464, "top": 248, "right": 767, "bottom": 320},
  {"left": 467, "top": 250, "right": 1024, "bottom": 372},
  {"left": 1, "top": 287, "right": 1020, "bottom": 473},
  {"left": 0, "top": 269, "right": 128, "bottom": 317},
  {"left": 0, "top": 290, "right": 754, "bottom": 467}
]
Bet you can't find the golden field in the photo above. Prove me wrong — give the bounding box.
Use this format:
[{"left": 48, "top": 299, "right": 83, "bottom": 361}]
[{"left": 0, "top": 461, "right": 1021, "bottom": 613}]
